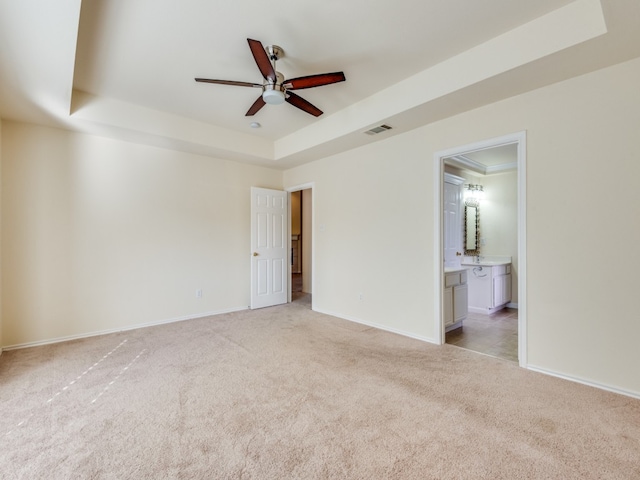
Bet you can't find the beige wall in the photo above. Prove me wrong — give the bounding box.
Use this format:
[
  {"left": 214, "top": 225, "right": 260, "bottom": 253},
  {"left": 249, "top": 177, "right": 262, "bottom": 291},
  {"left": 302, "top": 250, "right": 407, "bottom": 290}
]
[
  {"left": 2, "top": 57, "right": 639, "bottom": 397},
  {"left": 285, "top": 134, "right": 435, "bottom": 340},
  {"left": 284, "top": 56, "right": 640, "bottom": 396},
  {"left": 291, "top": 191, "right": 301, "bottom": 235},
  {"left": 1, "top": 122, "right": 282, "bottom": 347}
]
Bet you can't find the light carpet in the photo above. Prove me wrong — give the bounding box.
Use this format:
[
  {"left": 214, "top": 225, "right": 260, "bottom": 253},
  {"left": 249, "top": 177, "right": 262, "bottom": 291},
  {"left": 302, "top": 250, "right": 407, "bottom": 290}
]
[{"left": 1, "top": 296, "right": 639, "bottom": 479}]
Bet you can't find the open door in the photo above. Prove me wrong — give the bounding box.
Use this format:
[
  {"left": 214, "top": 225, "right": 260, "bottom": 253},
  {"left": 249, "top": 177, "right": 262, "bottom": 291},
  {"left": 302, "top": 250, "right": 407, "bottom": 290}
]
[
  {"left": 250, "top": 187, "right": 288, "bottom": 309},
  {"left": 443, "top": 173, "right": 465, "bottom": 269}
]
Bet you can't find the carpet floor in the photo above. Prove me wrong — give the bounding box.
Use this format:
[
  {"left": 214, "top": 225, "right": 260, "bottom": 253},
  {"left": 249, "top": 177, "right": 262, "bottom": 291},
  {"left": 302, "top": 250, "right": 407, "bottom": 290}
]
[{"left": 1, "top": 296, "right": 639, "bottom": 479}]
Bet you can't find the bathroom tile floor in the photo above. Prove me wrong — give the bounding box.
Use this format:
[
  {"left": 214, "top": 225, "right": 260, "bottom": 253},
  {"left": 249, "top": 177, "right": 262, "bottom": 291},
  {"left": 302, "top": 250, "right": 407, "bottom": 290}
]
[{"left": 446, "top": 308, "right": 519, "bottom": 362}]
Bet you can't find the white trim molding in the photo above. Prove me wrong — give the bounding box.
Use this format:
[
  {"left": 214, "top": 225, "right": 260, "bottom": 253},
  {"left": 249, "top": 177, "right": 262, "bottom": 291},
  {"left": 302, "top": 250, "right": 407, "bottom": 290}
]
[{"left": 447, "top": 155, "right": 517, "bottom": 175}]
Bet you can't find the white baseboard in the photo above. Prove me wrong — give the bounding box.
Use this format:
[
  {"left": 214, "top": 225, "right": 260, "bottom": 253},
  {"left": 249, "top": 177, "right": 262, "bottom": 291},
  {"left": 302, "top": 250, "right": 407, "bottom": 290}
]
[
  {"left": 312, "top": 307, "right": 438, "bottom": 345},
  {"left": 1, "top": 306, "right": 248, "bottom": 351},
  {"left": 526, "top": 364, "right": 640, "bottom": 400}
]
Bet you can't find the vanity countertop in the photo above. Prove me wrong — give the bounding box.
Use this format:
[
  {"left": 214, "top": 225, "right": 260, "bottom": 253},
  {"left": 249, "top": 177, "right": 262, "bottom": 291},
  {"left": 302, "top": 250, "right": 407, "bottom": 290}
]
[
  {"left": 462, "top": 261, "right": 510, "bottom": 267},
  {"left": 461, "top": 255, "right": 512, "bottom": 267},
  {"left": 444, "top": 266, "right": 468, "bottom": 274}
]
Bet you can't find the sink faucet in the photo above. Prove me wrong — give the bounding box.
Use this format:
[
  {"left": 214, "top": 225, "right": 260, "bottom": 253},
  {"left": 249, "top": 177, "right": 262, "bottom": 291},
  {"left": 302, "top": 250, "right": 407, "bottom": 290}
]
[{"left": 475, "top": 255, "right": 482, "bottom": 264}]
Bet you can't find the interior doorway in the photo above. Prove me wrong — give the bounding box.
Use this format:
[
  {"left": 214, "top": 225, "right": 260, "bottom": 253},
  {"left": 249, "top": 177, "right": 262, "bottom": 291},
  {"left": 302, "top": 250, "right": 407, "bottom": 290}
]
[
  {"left": 288, "top": 185, "right": 313, "bottom": 307},
  {"left": 434, "top": 132, "right": 527, "bottom": 367}
]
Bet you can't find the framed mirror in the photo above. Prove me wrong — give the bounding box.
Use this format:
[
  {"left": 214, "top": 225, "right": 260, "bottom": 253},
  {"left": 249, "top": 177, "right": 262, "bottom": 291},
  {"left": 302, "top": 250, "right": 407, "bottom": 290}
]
[{"left": 464, "top": 199, "right": 480, "bottom": 255}]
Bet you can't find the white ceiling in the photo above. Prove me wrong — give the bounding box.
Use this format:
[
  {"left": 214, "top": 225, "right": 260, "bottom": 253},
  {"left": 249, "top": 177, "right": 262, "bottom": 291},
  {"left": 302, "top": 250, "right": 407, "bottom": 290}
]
[
  {"left": 463, "top": 146, "right": 517, "bottom": 169},
  {"left": 1, "top": 0, "right": 640, "bottom": 169},
  {"left": 73, "top": 0, "right": 576, "bottom": 138},
  {"left": 445, "top": 144, "right": 518, "bottom": 176}
]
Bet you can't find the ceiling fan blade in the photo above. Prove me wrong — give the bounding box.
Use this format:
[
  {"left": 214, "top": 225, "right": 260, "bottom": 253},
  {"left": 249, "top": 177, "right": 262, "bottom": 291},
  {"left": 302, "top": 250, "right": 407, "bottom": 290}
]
[
  {"left": 247, "top": 38, "right": 276, "bottom": 82},
  {"left": 284, "top": 72, "right": 345, "bottom": 90},
  {"left": 245, "top": 95, "right": 266, "bottom": 116},
  {"left": 195, "top": 78, "right": 262, "bottom": 88},
  {"left": 285, "top": 92, "right": 323, "bottom": 117}
]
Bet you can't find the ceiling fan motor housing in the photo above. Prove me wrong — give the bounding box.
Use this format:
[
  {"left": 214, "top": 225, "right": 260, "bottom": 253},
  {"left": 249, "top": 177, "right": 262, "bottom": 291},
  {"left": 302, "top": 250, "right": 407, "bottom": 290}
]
[{"left": 262, "top": 72, "right": 286, "bottom": 104}]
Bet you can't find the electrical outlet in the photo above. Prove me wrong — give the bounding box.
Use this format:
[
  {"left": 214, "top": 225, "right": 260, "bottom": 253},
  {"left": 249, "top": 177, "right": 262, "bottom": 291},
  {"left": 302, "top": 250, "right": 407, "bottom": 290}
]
[
  {"left": 358, "top": 292, "right": 363, "bottom": 301},
  {"left": 196, "top": 289, "right": 203, "bottom": 298}
]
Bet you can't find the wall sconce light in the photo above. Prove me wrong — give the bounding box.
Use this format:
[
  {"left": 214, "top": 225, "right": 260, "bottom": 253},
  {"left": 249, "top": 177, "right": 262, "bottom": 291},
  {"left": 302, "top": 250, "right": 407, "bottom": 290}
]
[{"left": 464, "top": 184, "right": 484, "bottom": 202}]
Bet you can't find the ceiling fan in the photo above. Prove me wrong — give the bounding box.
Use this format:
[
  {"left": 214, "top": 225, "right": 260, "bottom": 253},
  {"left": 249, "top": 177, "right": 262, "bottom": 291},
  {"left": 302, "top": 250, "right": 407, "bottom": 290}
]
[{"left": 195, "top": 38, "right": 346, "bottom": 117}]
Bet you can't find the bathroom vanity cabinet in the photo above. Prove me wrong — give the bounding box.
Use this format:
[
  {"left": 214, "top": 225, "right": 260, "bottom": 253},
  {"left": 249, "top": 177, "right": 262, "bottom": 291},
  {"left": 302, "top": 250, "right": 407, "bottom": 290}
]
[
  {"left": 465, "top": 263, "right": 512, "bottom": 314},
  {"left": 444, "top": 268, "right": 468, "bottom": 331}
]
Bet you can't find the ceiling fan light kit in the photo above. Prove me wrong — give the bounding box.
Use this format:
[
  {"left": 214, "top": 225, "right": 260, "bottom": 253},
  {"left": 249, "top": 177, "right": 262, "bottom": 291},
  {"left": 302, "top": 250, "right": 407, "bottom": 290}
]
[
  {"left": 262, "top": 88, "right": 286, "bottom": 105},
  {"left": 262, "top": 71, "right": 286, "bottom": 105},
  {"left": 195, "top": 38, "right": 345, "bottom": 117}
]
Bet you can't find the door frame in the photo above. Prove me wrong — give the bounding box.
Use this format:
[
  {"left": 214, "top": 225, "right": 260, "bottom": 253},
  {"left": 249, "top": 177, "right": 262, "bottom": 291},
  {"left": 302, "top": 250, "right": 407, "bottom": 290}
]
[
  {"left": 285, "top": 182, "right": 315, "bottom": 308},
  {"left": 433, "top": 131, "right": 527, "bottom": 367}
]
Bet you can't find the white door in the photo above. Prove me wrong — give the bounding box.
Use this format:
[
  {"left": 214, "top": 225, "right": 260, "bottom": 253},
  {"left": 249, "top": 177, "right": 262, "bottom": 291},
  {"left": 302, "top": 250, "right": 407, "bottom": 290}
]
[
  {"left": 250, "top": 187, "right": 288, "bottom": 309},
  {"left": 443, "top": 174, "right": 464, "bottom": 269}
]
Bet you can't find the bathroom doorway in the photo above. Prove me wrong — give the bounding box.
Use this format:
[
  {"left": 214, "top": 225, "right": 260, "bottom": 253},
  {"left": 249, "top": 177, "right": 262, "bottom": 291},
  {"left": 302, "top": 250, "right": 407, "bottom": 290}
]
[{"left": 434, "top": 132, "right": 527, "bottom": 366}]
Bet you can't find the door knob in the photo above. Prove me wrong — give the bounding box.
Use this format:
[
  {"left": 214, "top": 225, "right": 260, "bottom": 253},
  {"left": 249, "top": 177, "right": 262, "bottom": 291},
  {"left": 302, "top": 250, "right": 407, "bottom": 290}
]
[{"left": 253, "top": 252, "right": 259, "bottom": 256}]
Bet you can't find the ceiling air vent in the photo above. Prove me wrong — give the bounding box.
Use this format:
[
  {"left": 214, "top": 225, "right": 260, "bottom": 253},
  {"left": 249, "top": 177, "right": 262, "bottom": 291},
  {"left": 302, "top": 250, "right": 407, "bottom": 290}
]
[{"left": 364, "top": 124, "right": 392, "bottom": 135}]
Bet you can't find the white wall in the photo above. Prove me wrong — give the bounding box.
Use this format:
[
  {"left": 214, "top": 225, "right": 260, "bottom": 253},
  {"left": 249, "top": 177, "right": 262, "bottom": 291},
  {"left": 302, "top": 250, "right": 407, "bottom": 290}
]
[
  {"left": 478, "top": 171, "right": 518, "bottom": 304},
  {"left": 283, "top": 56, "right": 640, "bottom": 397},
  {"left": 1, "top": 122, "right": 282, "bottom": 347}
]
